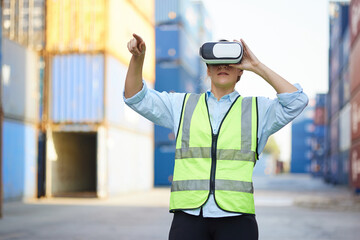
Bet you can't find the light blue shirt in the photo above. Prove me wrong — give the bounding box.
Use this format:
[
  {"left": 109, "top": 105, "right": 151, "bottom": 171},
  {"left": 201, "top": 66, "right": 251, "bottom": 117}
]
[{"left": 124, "top": 81, "right": 308, "bottom": 218}]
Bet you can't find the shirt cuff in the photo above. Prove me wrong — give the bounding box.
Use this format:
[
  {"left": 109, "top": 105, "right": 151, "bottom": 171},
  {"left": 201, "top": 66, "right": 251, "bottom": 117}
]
[
  {"left": 276, "top": 83, "right": 304, "bottom": 106},
  {"left": 123, "top": 80, "right": 148, "bottom": 105}
]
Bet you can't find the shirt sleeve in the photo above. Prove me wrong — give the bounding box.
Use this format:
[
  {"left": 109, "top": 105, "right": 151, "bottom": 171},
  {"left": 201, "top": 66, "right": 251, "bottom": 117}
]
[
  {"left": 257, "top": 83, "right": 309, "bottom": 154},
  {"left": 123, "top": 81, "right": 186, "bottom": 131}
]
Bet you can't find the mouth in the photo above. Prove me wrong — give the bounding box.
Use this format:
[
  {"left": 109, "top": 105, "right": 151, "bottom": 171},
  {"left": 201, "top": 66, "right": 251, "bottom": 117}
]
[{"left": 217, "top": 72, "right": 229, "bottom": 76}]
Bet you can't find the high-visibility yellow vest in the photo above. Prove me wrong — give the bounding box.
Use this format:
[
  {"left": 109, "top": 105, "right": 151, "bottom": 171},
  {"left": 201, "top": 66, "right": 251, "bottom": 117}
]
[{"left": 170, "top": 93, "right": 258, "bottom": 214}]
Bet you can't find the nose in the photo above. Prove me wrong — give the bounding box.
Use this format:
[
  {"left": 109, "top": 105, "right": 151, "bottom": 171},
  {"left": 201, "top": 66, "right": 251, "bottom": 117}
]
[{"left": 217, "top": 64, "right": 229, "bottom": 70}]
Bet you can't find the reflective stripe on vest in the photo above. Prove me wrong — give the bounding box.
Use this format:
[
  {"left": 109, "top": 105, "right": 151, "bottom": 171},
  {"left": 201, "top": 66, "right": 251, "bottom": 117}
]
[{"left": 170, "top": 93, "right": 258, "bottom": 214}]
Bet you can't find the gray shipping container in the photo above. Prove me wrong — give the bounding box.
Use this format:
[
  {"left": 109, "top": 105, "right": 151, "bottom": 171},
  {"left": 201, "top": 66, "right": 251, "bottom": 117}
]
[{"left": 2, "top": 38, "right": 40, "bottom": 122}]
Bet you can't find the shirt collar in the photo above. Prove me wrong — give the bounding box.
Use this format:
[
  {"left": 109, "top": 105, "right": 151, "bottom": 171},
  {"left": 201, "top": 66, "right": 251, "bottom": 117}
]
[{"left": 206, "top": 89, "right": 240, "bottom": 103}]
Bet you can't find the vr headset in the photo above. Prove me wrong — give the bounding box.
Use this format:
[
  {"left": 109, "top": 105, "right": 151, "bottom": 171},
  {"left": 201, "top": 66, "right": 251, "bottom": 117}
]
[{"left": 199, "top": 42, "right": 243, "bottom": 64}]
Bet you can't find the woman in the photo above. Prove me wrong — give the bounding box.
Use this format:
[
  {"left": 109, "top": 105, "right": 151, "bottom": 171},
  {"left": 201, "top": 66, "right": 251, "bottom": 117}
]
[{"left": 124, "top": 33, "right": 308, "bottom": 240}]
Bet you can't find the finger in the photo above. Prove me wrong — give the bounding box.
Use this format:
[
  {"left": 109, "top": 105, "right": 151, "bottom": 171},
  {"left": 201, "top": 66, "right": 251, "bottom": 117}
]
[
  {"left": 139, "top": 42, "right": 146, "bottom": 53},
  {"left": 133, "top": 33, "right": 144, "bottom": 45}
]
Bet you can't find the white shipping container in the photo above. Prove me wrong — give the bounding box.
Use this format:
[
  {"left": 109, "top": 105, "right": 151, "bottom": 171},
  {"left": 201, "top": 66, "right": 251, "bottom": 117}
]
[
  {"left": 107, "top": 126, "right": 154, "bottom": 195},
  {"left": 2, "top": 38, "right": 40, "bottom": 122},
  {"left": 340, "top": 103, "right": 351, "bottom": 151}
]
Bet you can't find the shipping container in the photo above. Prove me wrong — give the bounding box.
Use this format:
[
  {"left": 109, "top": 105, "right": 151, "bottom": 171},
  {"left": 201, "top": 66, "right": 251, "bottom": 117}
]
[
  {"left": 330, "top": 79, "right": 340, "bottom": 117},
  {"left": 2, "top": 119, "right": 38, "bottom": 200},
  {"left": 155, "top": 125, "right": 176, "bottom": 145},
  {"left": 46, "top": 129, "right": 98, "bottom": 197},
  {"left": 155, "top": 0, "right": 201, "bottom": 41},
  {"left": 50, "top": 54, "right": 104, "bottom": 123},
  {"left": 107, "top": 126, "right": 153, "bottom": 194},
  {"left": 350, "top": 35, "right": 360, "bottom": 94},
  {"left": 350, "top": 0, "right": 360, "bottom": 46},
  {"left": 314, "top": 107, "right": 326, "bottom": 125},
  {"left": 339, "top": 103, "right": 351, "bottom": 152},
  {"left": 2, "top": 38, "right": 40, "bottom": 122},
  {"left": 128, "top": 0, "right": 155, "bottom": 24},
  {"left": 342, "top": 26, "right": 350, "bottom": 68},
  {"left": 154, "top": 144, "right": 175, "bottom": 186},
  {"left": 340, "top": 65, "right": 351, "bottom": 107},
  {"left": 46, "top": 0, "right": 105, "bottom": 53},
  {"left": 330, "top": 114, "right": 340, "bottom": 154},
  {"left": 2, "top": 0, "right": 45, "bottom": 50},
  {"left": 155, "top": 61, "right": 200, "bottom": 93},
  {"left": 350, "top": 140, "right": 360, "bottom": 190},
  {"left": 339, "top": 150, "right": 350, "bottom": 185},
  {"left": 315, "top": 93, "right": 326, "bottom": 108},
  {"left": 156, "top": 24, "right": 199, "bottom": 77},
  {"left": 291, "top": 106, "right": 314, "bottom": 173},
  {"left": 194, "top": 1, "right": 213, "bottom": 43},
  {"left": 330, "top": 44, "right": 341, "bottom": 83},
  {"left": 105, "top": 54, "right": 153, "bottom": 133},
  {"left": 351, "top": 89, "right": 360, "bottom": 141},
  {"left": 330, "top": 2, "right": 349, "bottom": 48},
  {"left": 107, "top": 0, "right": 155, "bottom": 83}
]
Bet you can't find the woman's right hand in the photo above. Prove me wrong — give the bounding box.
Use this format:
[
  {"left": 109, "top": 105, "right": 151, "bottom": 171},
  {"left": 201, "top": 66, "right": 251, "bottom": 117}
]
[{"left": 127, "top": 33, "right": 146, "bottom": 57}]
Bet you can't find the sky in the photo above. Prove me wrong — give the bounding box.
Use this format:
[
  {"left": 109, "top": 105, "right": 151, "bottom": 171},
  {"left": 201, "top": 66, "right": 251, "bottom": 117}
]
[{"left": 202, "top": 0, "right": 333, "bottom": 161}]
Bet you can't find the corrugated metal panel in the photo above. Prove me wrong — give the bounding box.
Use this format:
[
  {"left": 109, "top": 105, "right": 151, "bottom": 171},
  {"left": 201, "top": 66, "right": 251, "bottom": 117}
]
[
  {"left": 339, "top": 103, "right": 351, "bottom": 152},
  {"left": 330, "top": 43, "right": 341, "bottom": 83},
  {"left": 350, "top": 0, "right": 360, "bottom": 47},
  {"left": 315, "top": 93, "right": 326, "bottom": 108},
  {"left": 107, "top": 0, "right": 155, "bottom": 83},
  {"left": 2, "top": 38, "right": 40, "bottom": 122},
  {"left": 155, "top": 61, "right": 199, "bottom": 93},
  {"left": 128, "top": 0, "right": 155, "bottom": 24},
  {"left": 156, "top": 24, "right": 199, "bottom": 77},
  {"left": 351, "top": 89, "right": 360, "bottom": 141},
  {"left": 155, "top": 125, "right": 175, "bottom": 144},
  {"left": 154, "top": 144, "right": 175, "bottom": 186},
  {"left": 341, "top": 66, "right": 351, "bottom": 107},
  {"left": 105, "top": 54, "right": 153, "bottom": 133},
  {"left": 350, "top": 37, "right": 360, "bottom": 94},
  {"left": 107, "top": 126, "right": 153, "bottom": 195},
  {"left": 342, "top": 27, "right": 350, "bottom": 68},
  {"left": 350, "top": 141, "right": 360, "bottom": 189},
  {"left": 314, "top": 107, "right": 326, "bottom": 125},
  {"left": 51, "top": 54, "right": 104, "bottom": 123},
  {"left": 195, "top": 1, "right": 213, "bottom": 43},
  {"left": 330, "top": 79, "right": 340, "bottom": 117},
  {"left": 46, "top": 0, "right": 105, "bottom": 53},
  {"left": 330, "top": 115, "right": 340, "bottom": 154},
  {"left": 2, "top": 0, "right": 45, "bottom": 50},
  {"left": 339, "top": 150, "right": 350, "bottom": 185},
  {"left": 3, "top": 119, "right": 38, "bottom": 200}
]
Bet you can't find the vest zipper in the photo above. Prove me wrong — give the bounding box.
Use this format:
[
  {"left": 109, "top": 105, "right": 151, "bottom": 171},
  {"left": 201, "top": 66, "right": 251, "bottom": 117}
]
[{"left": 210, "top": 133, "right": 218, "bottom": 194}]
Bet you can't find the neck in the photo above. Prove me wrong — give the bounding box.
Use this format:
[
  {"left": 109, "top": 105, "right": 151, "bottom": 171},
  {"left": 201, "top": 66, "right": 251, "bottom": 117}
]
[{"left": 211, "top": 84, "right": 235, "bottom": 101}]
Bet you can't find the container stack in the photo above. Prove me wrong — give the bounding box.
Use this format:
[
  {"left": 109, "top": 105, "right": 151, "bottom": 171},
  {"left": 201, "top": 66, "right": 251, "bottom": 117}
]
[
  {"left": 154, "top": 0, "right": 212, "bottom": 186},
  {"left": 350, "top": 0, "right": 360, "bottom": 193},
  {"left": 325, "top": 2, "right": 351, "bottom": 185},
  {"left": 44, "top": 0, "right": 155, "bottom": 198},
  {"left": 1, "top": 0, "right": 45, "bottom": 200},
  {"left": 291, "top": 104, "right": 314, "bottom": 173},
  {"left": 310, "top": 94, "right": 327, "bottom": 177}
]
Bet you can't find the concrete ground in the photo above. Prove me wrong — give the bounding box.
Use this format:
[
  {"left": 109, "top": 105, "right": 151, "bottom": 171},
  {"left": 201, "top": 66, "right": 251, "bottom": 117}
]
[{"left": 1, "top": 174, "right": 360, "bottom": 240}]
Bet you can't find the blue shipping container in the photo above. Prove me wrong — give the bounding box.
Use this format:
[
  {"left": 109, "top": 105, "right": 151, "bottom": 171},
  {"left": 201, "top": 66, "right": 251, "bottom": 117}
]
[
  {"left": 51, "top": 54, "right": 104, "bottom": 123},
  {"left": 155, "top": 0, "right": 200, "bottom": 42},
  {"left": 155, "top": 125, "right": 176, "bottom": 145},
  {"left": 155, "top": 61, "right": 200, "bottom": 93},
  {"left": 315, "top": 93, "right": 326, "bottom": 108},
  {"left": 2, "top": 119, "right": 38, "bottom": 200},
  {"left": 342, "top": 26, "right": 350, "bottom": 69},
  {"left": 154, "top": 144, "right": 175, "bottom": 186},
  {"left": 156, "top": 24, "right": 199, "bottom": 77}
]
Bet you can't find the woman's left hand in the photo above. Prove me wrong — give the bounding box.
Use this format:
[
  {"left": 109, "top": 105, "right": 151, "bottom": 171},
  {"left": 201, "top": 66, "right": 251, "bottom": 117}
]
[{"left": 230, "top": 39, "right": 261, "bottom": 72}]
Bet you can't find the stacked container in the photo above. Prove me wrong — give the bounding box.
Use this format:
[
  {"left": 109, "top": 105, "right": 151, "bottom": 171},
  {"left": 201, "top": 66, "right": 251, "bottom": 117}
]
[
  {"left": 1, "top": 1, "right": 45, "bottom": 200},
  {"left": 350, "top": 0, "right": 360, "bottom": 193},
  {"left": 291, "top": 104, "right": 314, "bottom": 173},
  {"left": 324, "top": 2, "right": 351, "bottom": 185},
  {"left": 44, "top": 0, "right": 155, "bottom": 198},
  {"left": 154, "top": 0, "right": 212, "bottom": 186},
  {"left": 310, "top": 94, "right": 327, "bottom": 177}
]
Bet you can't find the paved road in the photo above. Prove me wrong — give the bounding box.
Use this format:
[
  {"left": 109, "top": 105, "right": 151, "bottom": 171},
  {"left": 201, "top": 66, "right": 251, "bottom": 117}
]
[{"left": 1, "top": 174, "right": 359, "bottom": 240}]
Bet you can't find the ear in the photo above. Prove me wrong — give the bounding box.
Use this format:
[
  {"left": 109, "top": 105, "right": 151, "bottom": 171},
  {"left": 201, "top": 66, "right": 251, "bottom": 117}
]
[
  {"left": 207, "top": 66, "right": 211, "bottom": 76},
  {"left": 238, "top": 69, "right": 243, "bottom": 77}
]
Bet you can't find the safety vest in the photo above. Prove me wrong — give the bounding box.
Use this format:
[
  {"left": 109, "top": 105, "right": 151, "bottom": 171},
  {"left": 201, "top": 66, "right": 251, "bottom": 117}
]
[{"left": 170, "top": 93, "right": 258, "bottom": 214}]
